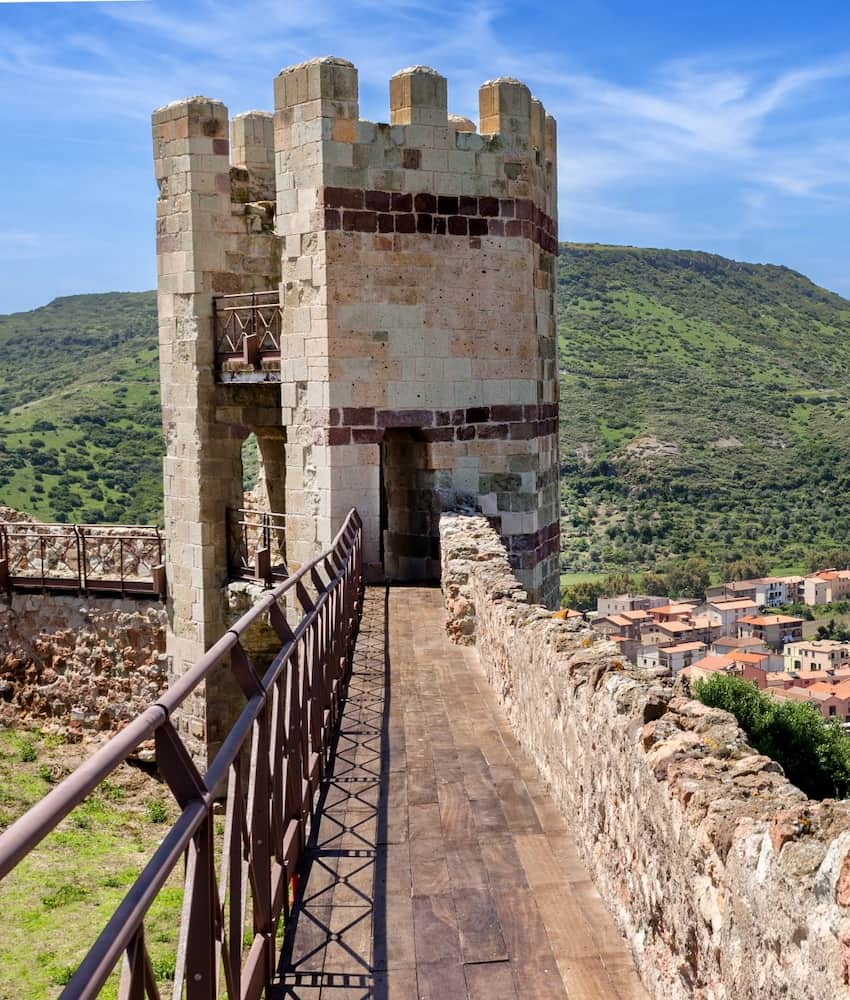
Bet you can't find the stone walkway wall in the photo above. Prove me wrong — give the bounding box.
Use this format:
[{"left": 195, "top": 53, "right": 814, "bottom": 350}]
[
  {"left": 439, "top": 511, "right": 850, "bottom": 1000},
  {"left": 0, "top": 593, "right": 166, "bottom": 733}
]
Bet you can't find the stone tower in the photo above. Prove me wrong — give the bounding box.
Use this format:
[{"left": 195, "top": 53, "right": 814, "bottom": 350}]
[{"left": 152, "top": 58, "right": 559, "bottom": 759}]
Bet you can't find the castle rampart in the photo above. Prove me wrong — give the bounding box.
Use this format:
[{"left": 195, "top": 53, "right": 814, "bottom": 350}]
[
  {"left": 0, "top": 593, "right": 166, "bottom": 734},
  {"left": 440, "top": 512, "right": 850, "bottom": 999}
]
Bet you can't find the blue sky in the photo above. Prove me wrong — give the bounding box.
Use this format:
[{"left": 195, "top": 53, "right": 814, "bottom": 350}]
[{"left": 1, "top": 0, "right": 849, "bottom": 312}]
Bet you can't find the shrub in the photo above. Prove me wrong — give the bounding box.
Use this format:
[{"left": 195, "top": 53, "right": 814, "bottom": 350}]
[
  {"left": 146, "top": 799, "right": 168, "bottom": 824},
  {"left": 694, "top": 674, "right": 850, "bottom": 799},
  {"left": 52, "top": 965, "right": 76, "bottom": 986},
  {"left": 42, "top": 884, "right": 87, "bottom": 909}
]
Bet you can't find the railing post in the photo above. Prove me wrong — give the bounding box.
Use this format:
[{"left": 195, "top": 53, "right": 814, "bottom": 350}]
[
  {"left": 242, "top": 292, "right": 260, "bottom": 368},
  {"left": 212, "top": 296, "right": 218, "bottom": 369},
  {"left": 77, "top": 526, "right": 88, "bottom": 593}
]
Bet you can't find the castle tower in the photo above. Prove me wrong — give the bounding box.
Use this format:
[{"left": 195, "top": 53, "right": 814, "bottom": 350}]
[{"left": 153, "top": 58, "right": 559, "bottom": 761}]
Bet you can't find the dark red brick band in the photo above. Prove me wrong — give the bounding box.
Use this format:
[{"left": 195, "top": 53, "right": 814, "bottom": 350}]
[
  {"left": 325, "top": 403, "right": 558, "bottom": 446},
  {"left": 321, "top": 187, "right": 558, "bottom": 255}
]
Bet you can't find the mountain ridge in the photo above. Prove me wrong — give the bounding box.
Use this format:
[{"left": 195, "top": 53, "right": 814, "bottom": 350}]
[{"left": 1, "top": 246, "right": 848, "bottom": 574}]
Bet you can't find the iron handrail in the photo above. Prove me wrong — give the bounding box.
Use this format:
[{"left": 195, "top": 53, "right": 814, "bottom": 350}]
[
  {"left": 0, "top": 508, "right": 364, "bottom": 999},
  {"left": 0, "top": 521, "right": 164, "bottom": 598}
]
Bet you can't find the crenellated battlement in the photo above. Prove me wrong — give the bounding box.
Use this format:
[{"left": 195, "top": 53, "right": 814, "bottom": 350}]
[
  {"left": 271, "top": 58, "right": 557, "bottom": 239},
  {"left": 153, "top": 59, "right": 557, "bottom": 240}
]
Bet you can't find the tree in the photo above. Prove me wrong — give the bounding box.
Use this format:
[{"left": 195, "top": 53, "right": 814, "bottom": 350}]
[
  {"left": 560, "top": 579, "right": 607, "bottom": 612},
  {"left": 601, "top": 571, "right": 637, "bottom": 596},
  {"left": 815, "top": 619, "right": 850, "bottom": 642},
  {"left": 694, "top": 673, "right": 850, "bottom": 799},
  {"left": 806, "top": 548, "right": 850, "bottom": 573},
  {"left": 641, "top": 572, "right": 668, "bottom": 596},
  {"left": 662, "top": 557, "right": 710, "bottom": 600},
  {"left": 720, "top": 556, "right": 771, "bottom": 582}
]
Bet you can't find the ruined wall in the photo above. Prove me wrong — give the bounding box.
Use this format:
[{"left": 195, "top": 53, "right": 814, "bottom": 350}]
[
  {"left": 0, "top": 594, "right": 166, "bottom": 733},
  {"left": 440, "top": 512, "right": 850, "bottom": 1000}
]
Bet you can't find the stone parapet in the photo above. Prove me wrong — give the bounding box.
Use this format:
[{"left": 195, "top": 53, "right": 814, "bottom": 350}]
[{"left": 439, "top": 511, "right": 850, "bottom": 999}]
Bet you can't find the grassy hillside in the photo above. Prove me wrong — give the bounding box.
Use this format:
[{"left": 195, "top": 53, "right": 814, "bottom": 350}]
[
  {"left": 558, "top": 244, "right": 850, "bottom": 573},
  {"left": 1, "top": 247, "right": 849, "bottom": 576},
  {"left": 0, "top": 293, "right": 162, "bottom": 523}
]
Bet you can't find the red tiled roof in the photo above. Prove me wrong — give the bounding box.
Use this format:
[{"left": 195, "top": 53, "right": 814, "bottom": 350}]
[
  {"left": 662, "top": 641, "right": 706, "bottom": 654},
  {"left": 738, "top": 615, "right": 804, "bottom": 626}
]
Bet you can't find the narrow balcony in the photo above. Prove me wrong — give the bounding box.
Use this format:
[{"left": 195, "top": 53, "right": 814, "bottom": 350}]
[
  {"left": 213, "top": 290, "right": 282, "bottom": 383},
  {"left": 0, "top": 521, "right": 165, "bottom": 599}
]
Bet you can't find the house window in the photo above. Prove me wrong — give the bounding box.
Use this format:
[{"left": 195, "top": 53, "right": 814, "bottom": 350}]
[{"left": 829, "top": 705, "right": 837, "bottom": 716}]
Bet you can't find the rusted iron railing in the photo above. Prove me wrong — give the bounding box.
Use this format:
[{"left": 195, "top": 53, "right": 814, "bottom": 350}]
[
  {"left": 213, "top": 290, "right": 282, "bottom": 372},
  {"left": 0, "top": 521, "right": 165, "bottom": 600},
  {"left": 227, "top": 507, "right": 287, "bottom": 585},
  {"left": 0, "top": 508, "right": 363, "bottom": 999}
]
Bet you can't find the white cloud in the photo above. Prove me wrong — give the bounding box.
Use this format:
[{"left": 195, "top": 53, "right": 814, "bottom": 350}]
[{"left": 1, "top": 0, "right": 850, "bottom": 295}]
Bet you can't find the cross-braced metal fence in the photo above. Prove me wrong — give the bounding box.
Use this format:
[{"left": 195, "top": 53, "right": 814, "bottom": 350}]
[
  {"left": 0, "top": 508, "right": 363, "bottom": 999},
  {"left": 0, "top": 521, "right": 165, "bottom": 599},
  {"left": 227, "top": 507, "right": 287, "bottom": 585},
  {"left": 213, "top": 290, "right": 282, "bottom": 371}
]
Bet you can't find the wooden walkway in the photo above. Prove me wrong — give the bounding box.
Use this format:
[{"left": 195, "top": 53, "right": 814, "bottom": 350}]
[{"left": 271, "top": 586, "right": 648, "bottom": 999}]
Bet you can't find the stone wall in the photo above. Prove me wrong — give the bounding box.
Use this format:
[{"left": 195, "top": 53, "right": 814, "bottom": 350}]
[
  {"left": 440, "top": 512, "right": 850, "bottom": 1000},
  {"left": 0, "top": 593, "right": 167, "bottom": 733}
]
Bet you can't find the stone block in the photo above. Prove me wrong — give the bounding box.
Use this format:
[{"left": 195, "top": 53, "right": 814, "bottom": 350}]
[{"left": 390, "top": 66, "right": 448, "bottom": 126}]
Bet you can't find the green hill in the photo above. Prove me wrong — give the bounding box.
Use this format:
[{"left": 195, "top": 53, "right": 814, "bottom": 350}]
[
  {"left": 558, "top": 244, "right": 850, "bottom": 574},
  {"left": 1, "top": 246, "right": 849, "bottom": 575},
  {"left": 0, "top": 292, "right": 162, "bottom": 523}
]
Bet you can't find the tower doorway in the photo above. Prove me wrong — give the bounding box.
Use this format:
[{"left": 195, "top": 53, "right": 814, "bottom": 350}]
[{"left": 380, "top": 429, "right": 440, "bottom": 582}]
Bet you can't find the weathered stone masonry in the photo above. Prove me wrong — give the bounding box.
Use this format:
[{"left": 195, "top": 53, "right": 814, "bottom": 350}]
[
  {"left": 440, "top": 512, "right": 850, "bottom": 1000},
  {"left": 153, "top": 57, "right": 560, "bottom": 762},
  {"left": 0, "top": 594, "right": 167, "bottom": 733}
]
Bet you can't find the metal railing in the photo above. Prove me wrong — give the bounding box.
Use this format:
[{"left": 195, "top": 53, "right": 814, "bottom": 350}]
[
  {"left": 227, "top": 507, "right": 287, "bottom": 585},
  {"left": 0, "top": 521, "right": 165, "bottom": 600},
  {"left": 213, "top": 291, "right": 282, "bottom": 371},
  {"left": 0, "top": 508, "right": 363, "bottom": 999}
]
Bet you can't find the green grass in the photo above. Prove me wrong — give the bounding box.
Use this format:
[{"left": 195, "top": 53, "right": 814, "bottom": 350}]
[
  {"left": 768, "top": 563, "right": 805, "bottom": 577},
  {"left": 0, "top": 729, "right": 182, "bottom": 1000},
  {"left": 560, "top": 571, "right": 605, "bottom": 587}
]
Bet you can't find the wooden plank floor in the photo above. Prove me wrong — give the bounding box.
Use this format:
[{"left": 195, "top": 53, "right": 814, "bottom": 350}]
[{"left": 271, "top": 586, "right": 649, "bottom": 999}]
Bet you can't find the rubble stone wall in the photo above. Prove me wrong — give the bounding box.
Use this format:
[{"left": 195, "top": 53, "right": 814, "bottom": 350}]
[
  {"left": 440, "top": 511, "right": 850, "bottom": 1000},
  {"left": 0, "top": 593, "right": 167, "bottom": 733}
]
